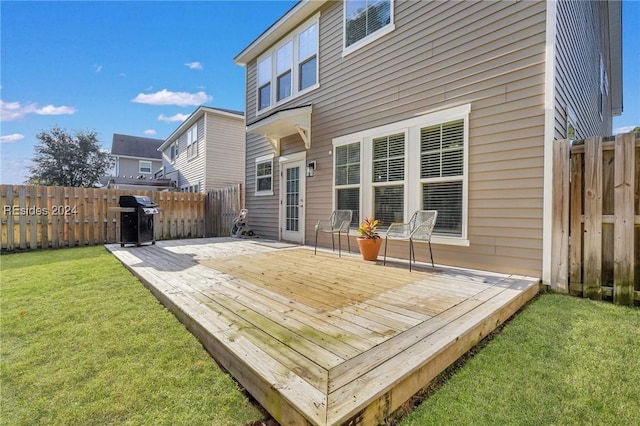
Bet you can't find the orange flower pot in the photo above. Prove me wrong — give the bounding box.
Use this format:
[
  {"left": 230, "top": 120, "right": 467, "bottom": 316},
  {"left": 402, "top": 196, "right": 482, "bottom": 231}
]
[{"left": 357, "top": 237, "right": 383, "bottom": 261}]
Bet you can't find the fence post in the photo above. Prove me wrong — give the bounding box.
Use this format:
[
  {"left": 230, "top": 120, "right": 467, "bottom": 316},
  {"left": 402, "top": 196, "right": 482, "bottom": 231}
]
[
  {"left": 613, "top": 133, "right": 635, "bottom": 305},
  {"left": 551, "top": 139, "right": 570, "bottom": 293}
]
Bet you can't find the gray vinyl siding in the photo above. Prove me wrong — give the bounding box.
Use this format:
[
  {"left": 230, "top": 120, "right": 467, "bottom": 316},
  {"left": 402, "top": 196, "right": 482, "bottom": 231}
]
[
  {"left": 116, "top": 157, "right": 161, "bottom": 178},
  {"left": 245, "top": 0, "right": 548, "bottom": 277},
  {"left": 553, "top": 0, "right": 613, "bottom": 140},
  {"left": 205, "top": 114, "right": 245, "bottom": 189}
]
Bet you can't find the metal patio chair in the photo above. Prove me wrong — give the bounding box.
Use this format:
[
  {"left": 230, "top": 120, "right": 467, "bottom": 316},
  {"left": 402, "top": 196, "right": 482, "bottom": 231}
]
[
  {"left": 383, "top": 210, "right": 438, "bottom": 271},
  {"left": 314, "top": 210, "right": 352, "bottom": 257}
]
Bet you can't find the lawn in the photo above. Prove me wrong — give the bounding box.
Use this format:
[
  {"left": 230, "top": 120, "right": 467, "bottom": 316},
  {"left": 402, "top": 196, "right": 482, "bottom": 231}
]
[
  {"left": 0, "top": 246, "right": 263, "bottom": 426},
  {"left": 3, "top": 246, "right": 639, "bottom": 426},
  {"left": 398, "top": 292, "right": 640, "bottom": 426}
]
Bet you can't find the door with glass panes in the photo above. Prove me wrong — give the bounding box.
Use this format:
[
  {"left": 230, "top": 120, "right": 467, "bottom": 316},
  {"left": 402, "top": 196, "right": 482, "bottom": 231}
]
[{"left": 280, "top": 159, "right": 306, "bottom": 243}]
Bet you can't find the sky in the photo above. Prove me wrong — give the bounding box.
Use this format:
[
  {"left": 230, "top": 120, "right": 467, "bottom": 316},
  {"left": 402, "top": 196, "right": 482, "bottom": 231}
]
[{"left": 1, "top": 0, "right": 639, "bottom": 185}]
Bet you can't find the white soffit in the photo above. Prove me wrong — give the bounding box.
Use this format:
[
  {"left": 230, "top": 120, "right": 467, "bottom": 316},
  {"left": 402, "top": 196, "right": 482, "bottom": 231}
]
[{"left": 247, "top": 105, "right": 312, "bottom": 155}]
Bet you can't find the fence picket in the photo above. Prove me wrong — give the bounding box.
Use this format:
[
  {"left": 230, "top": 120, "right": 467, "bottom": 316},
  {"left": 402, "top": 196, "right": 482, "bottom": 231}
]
[
  {"left": 613, "top": 133, "right": 635, "bottom": 305},
  {"left": 0, "top": 185, "right": 238, "bottom": 252},
  {"left": 552, "top": 133, "right": 639, "bottom": 305}
]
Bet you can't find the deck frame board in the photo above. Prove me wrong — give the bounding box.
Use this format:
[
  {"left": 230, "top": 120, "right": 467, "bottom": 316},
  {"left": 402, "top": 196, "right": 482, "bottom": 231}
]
[{"left": 106, "top": 239, "right": 539, "bottom": 426}]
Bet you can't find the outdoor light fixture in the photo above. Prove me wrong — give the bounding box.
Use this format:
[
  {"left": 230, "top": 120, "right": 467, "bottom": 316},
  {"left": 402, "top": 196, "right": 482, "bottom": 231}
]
[{"left": 306, "top": 161, "right": 316, "bottom": 177}]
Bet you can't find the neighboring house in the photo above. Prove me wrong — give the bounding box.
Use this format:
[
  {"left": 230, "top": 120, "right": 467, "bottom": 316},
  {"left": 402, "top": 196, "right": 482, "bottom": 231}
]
[
  {"left": 111, "top": 134, "right": 164, "bottom": 178},
  {"left": 156, "top": 106, "right": 245, "bottom": 193},
  {"left": 234, "top": 0, "right": 622, "bottom": 284},
  {"left": 105, "top": 134, "right": 174, "bottom": 191}
]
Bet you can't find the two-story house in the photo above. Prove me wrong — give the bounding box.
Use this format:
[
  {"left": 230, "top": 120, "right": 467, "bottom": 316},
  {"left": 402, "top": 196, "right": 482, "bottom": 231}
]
[
  {"left": 110, "top": 133, "right": 163, "bottom": 179},
  {"left": 156, "top": 105, "right": 246, "bottom": 193},
  {"left": 104, "top": 134, "right": 174, "bottom": 191},
  {"left": 235, "top": 0, "right": 622, "bottom": 284}
]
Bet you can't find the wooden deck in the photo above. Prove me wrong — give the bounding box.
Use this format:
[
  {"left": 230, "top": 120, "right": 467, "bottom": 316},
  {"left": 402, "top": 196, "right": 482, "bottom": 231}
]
[{"left": 106, "top": 238, "right": 540, "bottom": 426}]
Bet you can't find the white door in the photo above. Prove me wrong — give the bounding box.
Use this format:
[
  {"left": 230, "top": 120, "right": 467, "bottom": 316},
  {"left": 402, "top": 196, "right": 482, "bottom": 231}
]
[{"left": 280, "top": 159, "right": 306, "bottom": 243}]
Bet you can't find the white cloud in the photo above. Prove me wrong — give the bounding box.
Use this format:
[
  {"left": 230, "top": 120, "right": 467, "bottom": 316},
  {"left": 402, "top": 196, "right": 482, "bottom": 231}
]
[
  {"left": 158, "top": 113, "right": 190, "bottom": 123},
  {"left": 133, "top": 89, "right": 211, "bottom": 107},
  {"left": 0, "top": 133, "right": 25, "bottom": 143},
  {"left": 1, "top": 100, "right": 36, "bottom": 121},
  {"left": 185, "top": 61, "right": 203, "bottom": 70},
  {"left": 144, "top": 129, "right": 157, "bottom": 135},
  {"left": 1, "top": 100, "right": 76, "bottom": 121},
  {"left": 35, "top": 105, "right": 77, "bottom": 116},
  {"left": 94, "top": 64, "right": 103, "bottom": 73},
  {"left": 613, "top": 125, "right": 638, "bottom": 135}
]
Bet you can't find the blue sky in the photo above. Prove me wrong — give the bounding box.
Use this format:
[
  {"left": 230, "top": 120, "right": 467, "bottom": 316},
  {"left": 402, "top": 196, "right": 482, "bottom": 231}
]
[{"left": 1, "top": 0, "right": 638, "bottom": 185}]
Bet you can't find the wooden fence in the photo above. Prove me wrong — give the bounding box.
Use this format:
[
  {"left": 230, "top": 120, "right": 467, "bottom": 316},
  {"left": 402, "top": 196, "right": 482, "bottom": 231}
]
[
  {"left": 0, "top": 185, "right": 207, "bottom": 252},
  {"left": 205, "top": 184, "right": 243, "bottom": 237},
  {"left": 551, "top": 133, "right": 639, "bottom": 305}
]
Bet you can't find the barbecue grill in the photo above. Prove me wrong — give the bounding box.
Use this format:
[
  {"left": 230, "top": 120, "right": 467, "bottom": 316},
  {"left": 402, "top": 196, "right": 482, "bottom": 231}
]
[{"left": 118, "top": 195, "right": 159, "bottom": 247}]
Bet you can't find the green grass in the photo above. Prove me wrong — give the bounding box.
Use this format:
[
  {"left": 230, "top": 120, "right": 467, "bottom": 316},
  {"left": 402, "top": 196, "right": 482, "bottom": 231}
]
[
  {"left": 398, "top": 293, "right": 640, "bottom": 426},
  {"left": 0, "top": 246, "right": 262, "bottom": 426}
]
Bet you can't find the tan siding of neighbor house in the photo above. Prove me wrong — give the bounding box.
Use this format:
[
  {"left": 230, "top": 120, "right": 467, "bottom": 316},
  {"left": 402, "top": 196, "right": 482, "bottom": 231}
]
[
  {"left": 554, "top": 0, "right": 613, "bottom": 140},
  {"left": 245, "top": 0, "right": 548, "bottom": 277},
  {"left": 171, "top": 117, "right": 206, "bottom": 192},
  {"left": 205, "top": 114, "right": 246, "bottom": 190}
]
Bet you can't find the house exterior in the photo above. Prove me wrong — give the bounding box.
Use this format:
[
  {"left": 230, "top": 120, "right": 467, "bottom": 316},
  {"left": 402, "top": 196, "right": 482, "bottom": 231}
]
[
  {"left": 110, "top": 133, "right": 164, "bottom": 179},
  {"left": 105, "top": 134, "right": 174, "bottom": 191},
  {"left": 156, "top": 106, "right": 245, "bottom": 193},
  {"left": 234, "top": 0, "right": 622, "bottom": 284}
]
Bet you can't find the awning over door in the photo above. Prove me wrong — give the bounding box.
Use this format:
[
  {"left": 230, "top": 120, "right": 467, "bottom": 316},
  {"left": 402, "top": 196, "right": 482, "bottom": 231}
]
[{"left": 246, "top": 105, "right": 311, "bottom": 156}]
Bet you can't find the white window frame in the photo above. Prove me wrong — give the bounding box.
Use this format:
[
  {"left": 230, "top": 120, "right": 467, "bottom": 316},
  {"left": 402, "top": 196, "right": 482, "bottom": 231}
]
[
  {"left": 186, "top": 124, "right": 198, "bottom": 159},
  {"left": 256, "top": 15, "right": 320, "bottom": 114},
  {"left": 371, "top": 131, "right": 407, "bottom": 229},
  {"left": 139, "top": 160, "right": 152, "bottom": 174},
  {"left": 169, "top": 142, "right": 176, "bottom": 163},
  {"left": 255, "top": 153, "right": 274, "bottom": 196},
  {"left": 343, "top": 0, "right": 395, "bottom": 57},
  {"left": 334, "top": 141, "right": 361, "bottom": 227},
  {"left": 332, "top": 104, "right": 470, "bottom": 246}
]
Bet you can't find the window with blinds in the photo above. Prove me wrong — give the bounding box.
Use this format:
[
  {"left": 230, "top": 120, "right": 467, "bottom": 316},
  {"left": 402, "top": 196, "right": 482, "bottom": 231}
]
[
  {"left": 331, "top": 104, "right": 469, "bottom": 242},
  {"left": 420, "top": 120, "right": 464, "bottom": 237},
  {"left": 373, "top": 133, "right": 404, "bottom": 183},
  {"left": 345, "top": 0, "right": 392, "bottom": 49},
  {"left": 373, "top": 133, "right": 404, "bottom": 228},
  {"left": 335, "top": 142, "right": 360, "bottom": 226}
]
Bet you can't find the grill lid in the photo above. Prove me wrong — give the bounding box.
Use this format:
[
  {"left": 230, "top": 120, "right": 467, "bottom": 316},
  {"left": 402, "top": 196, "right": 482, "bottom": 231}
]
[{"left": 119, "top": 195, "right": 158, "bottom": 208}]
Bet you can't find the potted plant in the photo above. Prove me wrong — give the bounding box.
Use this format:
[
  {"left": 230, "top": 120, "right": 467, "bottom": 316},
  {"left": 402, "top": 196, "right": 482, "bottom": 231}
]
[{"left": 356, "top": 216, "right": 383, "bottom": 261}]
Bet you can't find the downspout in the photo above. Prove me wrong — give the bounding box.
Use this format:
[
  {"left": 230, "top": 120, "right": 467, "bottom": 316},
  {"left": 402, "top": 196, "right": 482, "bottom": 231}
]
[{"left": 542, "top": 0, "right": 558, "bottom": 286}]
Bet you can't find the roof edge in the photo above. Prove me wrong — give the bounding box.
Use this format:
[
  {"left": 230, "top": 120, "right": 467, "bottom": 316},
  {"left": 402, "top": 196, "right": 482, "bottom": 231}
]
[
  {"left": 158, "top": 106, "right": 244, "bottom": 151},
  {"left": 234, "top": 0, "right": 327, "bottom": 66}
]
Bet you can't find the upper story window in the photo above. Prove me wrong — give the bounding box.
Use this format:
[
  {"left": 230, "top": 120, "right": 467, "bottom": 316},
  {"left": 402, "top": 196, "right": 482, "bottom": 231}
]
[
  {"left": 344, "top": 0, "right": 394, "bottom": 54},
  {"left": 170, "top": 141, "right": 178, "bottom": 162},
  {"left": 257, "top": 16, "right": 319, "bottom": 113},
  {"left": 187, "top": 124, "right": 198, "bottom": 159},
  {"left": 139, "top": 160, "right": 152, "bottom": 174}
]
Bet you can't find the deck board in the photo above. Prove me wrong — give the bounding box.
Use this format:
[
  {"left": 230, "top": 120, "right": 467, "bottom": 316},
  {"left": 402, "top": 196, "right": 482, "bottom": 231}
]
[{"left": 106, "top": 238, "right": 539, "bottom": 426}]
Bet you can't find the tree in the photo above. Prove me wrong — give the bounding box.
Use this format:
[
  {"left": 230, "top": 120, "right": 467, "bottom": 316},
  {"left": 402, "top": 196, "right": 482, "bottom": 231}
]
[{"left": 27, "top": 127, "right": 114, "bottom": 187}]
